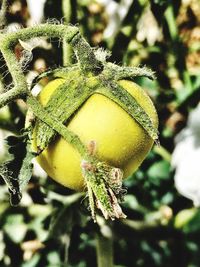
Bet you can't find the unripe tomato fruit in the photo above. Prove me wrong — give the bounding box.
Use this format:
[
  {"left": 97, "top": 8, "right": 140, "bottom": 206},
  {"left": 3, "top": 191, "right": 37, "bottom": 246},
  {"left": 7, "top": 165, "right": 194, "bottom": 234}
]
[{"left": 33, "top": 78, "right": 158, "bottom": 191}]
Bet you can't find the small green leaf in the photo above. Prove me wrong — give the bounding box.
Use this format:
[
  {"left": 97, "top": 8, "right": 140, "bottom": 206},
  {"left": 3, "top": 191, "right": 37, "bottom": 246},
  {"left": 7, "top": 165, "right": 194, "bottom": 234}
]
[
  {"left": 4, "top": 214, "right": 27, "bottom": 243},
  {"left": 0, "top": 132, "right": 35, "bottom": 205},
  {"left": 147, "top": 160, "right": 170, "bottom": 182},
  {"left": 106, "top": 63, "right": 156, "bottom": 81}
]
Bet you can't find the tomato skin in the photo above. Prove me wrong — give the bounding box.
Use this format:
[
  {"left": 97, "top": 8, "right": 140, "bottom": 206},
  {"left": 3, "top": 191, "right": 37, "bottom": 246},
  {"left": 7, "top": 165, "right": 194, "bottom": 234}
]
[{"left": 33, "top": 78, "right": 158, "bottom": 191}]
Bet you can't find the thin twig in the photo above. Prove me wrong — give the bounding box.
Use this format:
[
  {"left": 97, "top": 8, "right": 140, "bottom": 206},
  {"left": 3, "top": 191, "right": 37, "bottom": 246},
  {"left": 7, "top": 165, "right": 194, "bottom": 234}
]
[
  {"left": 0, "top": 0, "right": 8, "bottom": 28},
  {"left": 61, "top": 0, "right": 77, "bottom": 63}
]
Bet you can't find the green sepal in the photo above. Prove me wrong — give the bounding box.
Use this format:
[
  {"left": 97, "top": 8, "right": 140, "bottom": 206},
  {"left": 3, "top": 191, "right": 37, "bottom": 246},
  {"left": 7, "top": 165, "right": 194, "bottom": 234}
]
[
  {"left": 95, "top": 80, "right": 159, "bottom": 142},
  {"left": 104, "top": 63, "right": 156, "bottom": 81},
  {"left": 34, "top": 73, "right": 96, "bottom": 151},
  {"left": 30, "top": 66, "right": 79, "bottom": 90}
]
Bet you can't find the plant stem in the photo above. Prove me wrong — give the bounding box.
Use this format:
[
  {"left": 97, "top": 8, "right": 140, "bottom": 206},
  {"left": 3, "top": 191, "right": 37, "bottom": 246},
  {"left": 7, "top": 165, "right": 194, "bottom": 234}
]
[
  {"left": 0, "top": 24, "right": 79, "bottom": 45},
  {"left": 153, "top": 145, "right": 171, "bottom": 163},
  {"left": 0, "top": 43, "right": 27, "bottom": 91},
  {"left": 164, "top": 4, "right": 178, "bottom": 41},
  {"left": 62, "top": 0, "right": 77, "bottom": 65},
  {"left": 71, "top": 33, "right": 103, "bottom": 74},
  {"left": 96, "top": 232, "right": 114, "bottom": 267},
  {"left": 0, "top": 87, "right": 25, "bottom": 109},
  {"left": 0, "top": 0, "right": 7, "bottom": 28},
  {"left": 0, "top": 24, "right": 79, "bottom": 109}
]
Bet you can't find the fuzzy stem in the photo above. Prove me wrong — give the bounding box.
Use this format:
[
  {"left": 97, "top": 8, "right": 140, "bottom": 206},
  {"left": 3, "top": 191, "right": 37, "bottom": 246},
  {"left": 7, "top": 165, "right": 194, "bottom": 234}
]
[
  {"left": 96, "top": 233, "right": 114, "bottom": 267},
  {"left": 109, "top": 64, "right": 156, "bottom": 81},
  {"left": 0, "top": 87, "right": 26, "bottom": 109},
  {"left": 0, "top": 24, "right": 79, "bottom": 108},
  {"left": 62, "top": 0, "right": 77, "bottom": 65},
  {"left": 0, "top": 44, "right": 27, "bottom": 91},
  {"left": 0, "top": 0, "right": 7, "bottom": 28},
  {"left": 71, "top": 33, "right": 103, "bottom": 74},
  {"left": 0, "top": 24, "right": 79, "bottom": 45}
]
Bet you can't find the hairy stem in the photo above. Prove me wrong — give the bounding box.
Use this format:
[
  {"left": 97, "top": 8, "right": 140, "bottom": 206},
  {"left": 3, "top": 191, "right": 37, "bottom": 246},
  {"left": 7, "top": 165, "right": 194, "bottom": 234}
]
[
  {"left": 106, "top": 64, "right": 156, "bottom": 80},
  {"left": 71, "top": 33, "right": 103, "bottom": 74},
  {"left": 62, "top": 0, "right": 77, "bottom": 65},
  {"left": 0, "top": 44, "right": 27, "bottom": 91},
  {"left": 0, "top": 0, "right": 7, "bottom": 28},
  {"left": 0, "top": 87, "right": 26, "bottom": 109},
  {"left": 0, "top": 24, "right": 79, "bottom": 46},
  {"left": 0, "top": 24, "right": 79, "bottom": 109}
]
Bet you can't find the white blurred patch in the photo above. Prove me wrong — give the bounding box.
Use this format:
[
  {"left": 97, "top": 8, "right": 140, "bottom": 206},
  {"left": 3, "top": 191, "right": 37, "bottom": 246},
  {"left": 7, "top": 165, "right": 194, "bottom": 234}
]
[
  {"left": 172, "top": 104, "right": 200, "bottom": 206},
  {"left": 0, "top": 232, "right": 5, "bottom": 261},
  {"left": 0, "top": 129, "right": 11, "bottom": 159},
  {"left": 26, "top": 70, "right": 42, "bottom": 95},
  {"left": 20, "top": 191, "right": 33, "bottom": 207},
  {"left": 0, "top": 131, "right": 6, "bottom": 157},
  {"left": 6, "top": 22, "right": 22, "bottom": 33},
  {"left": 26, "top": 0, "right": 47, "bottom": 26},
  {"left": 32, "top": 158, "right": 47, "bottom": 180},
  {"left": 97, "top": 0, "right": 133, "bottom": 39},
  {"left": 136, "top": 6, "right": 163, "bottom": 45},
  {"left": 18, "top": 37, "right": 51, "bottom": 71}
]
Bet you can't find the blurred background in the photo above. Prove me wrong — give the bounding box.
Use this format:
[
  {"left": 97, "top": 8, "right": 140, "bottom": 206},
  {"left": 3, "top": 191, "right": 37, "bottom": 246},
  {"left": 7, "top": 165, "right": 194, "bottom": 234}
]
[{"left": 0, "top": 0, "right": 200, "bottom": 266}]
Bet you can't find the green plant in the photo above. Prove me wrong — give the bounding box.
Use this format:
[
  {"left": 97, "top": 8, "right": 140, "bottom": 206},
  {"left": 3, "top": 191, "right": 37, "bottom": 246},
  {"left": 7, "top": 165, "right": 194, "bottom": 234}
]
[{"left": 0, "top": 22, "right": 158, "bottom": 223}]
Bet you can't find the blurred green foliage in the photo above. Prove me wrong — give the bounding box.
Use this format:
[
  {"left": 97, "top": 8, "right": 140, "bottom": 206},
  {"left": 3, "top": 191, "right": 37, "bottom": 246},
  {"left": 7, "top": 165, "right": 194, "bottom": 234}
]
[{"left": 0, "top": 0, "right": 200, "bottom": 266}]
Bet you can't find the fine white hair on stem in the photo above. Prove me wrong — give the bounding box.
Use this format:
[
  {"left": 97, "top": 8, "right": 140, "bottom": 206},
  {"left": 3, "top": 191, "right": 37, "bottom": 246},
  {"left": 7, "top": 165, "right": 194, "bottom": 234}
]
[
  {"left": 1, "top": 69, "right": 10, "bottom": 80},
  {"left": 46, "top": 18, "right": 62, "bottom": 25},
  {"left": 20, "top": 50, "right": 33, "bottom": 71},
  {"left": 5, "top": 22, "right": 23, "bottom": 33},
  {"left": 0, "top": 62, "right": 7, "bottom": 70},
  {"left": 94, "top": 48, "right": 111, "bottom": 63},
  {"left": 4, "top": 82, "right": 14, "bottom": 92}
]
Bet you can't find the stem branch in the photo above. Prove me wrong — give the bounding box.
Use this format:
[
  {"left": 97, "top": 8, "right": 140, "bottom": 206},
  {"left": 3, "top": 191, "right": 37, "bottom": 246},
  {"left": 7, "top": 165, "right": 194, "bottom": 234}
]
[
  {"left": 62, "top": 0, "right": 77, "bottom": 65},
  {"left": 0, "top": 0, "right": 7, "bottom": 28},
  {"left": 0, "top": 24, "right": 79, "bottom": 109},
  {"left": 0, "top": 24, "right": 79, "bottom": 46},
  {"left": 0, "top": 87, "right": 26, "bottom": 109}
]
